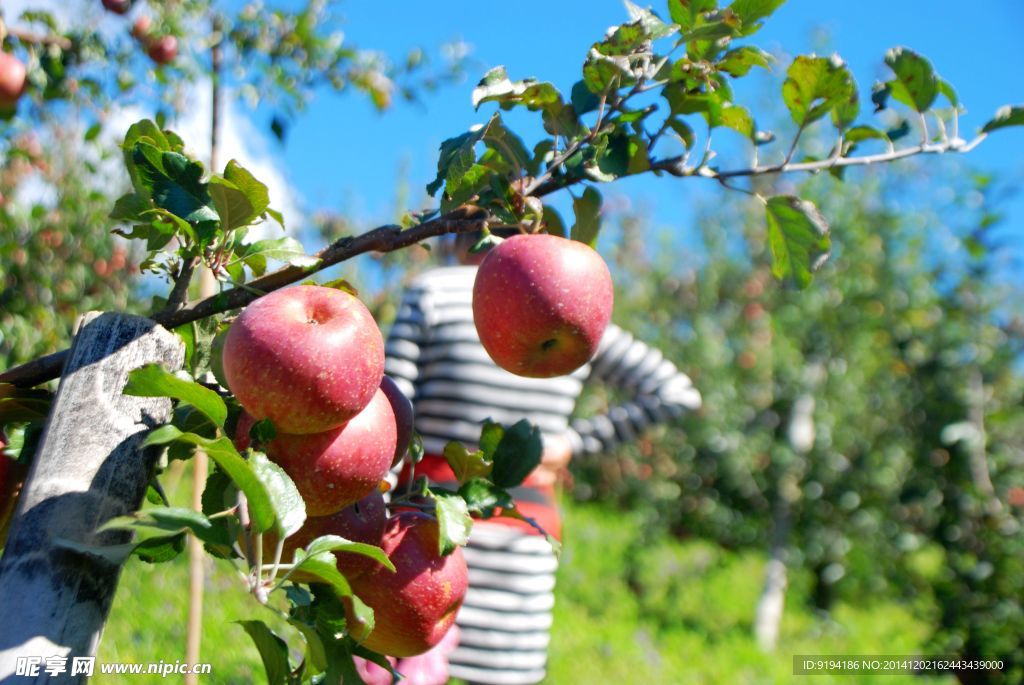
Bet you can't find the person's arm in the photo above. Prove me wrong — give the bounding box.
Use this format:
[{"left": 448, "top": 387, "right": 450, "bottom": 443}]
[{"left": 565, "top": 323, "right": 701, "bottom": 457}]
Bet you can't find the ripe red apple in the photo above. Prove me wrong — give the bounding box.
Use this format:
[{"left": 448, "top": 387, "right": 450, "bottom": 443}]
[
  {"left": 0, "top": 52, "right": 28, "bottom": 110},
  {"left": 102, "top": 0, "right": 132, "bottom": 14},
  {"left": 348, "top": 513, "right": 468, "bottom": 657},
  {"left": 131, "top": 16, "right": 152, "bottom": 41},
  {"left": 473, "top": 233, "right": 613, "bottom": 378},
  {"left": 259, "top": 489, "right": 387, "bottom": 579},
  {"left": 237, "top": 389, "right": 396, "bottom": 516},
  {"left": 379, "top": 375, "right": 414, "bottom": 467},
  {"left": 222, "top": 285, "right": 385, "bottom": 434},
  {"left": 146, "top": 35, "right": 178, "bottom": 65}
]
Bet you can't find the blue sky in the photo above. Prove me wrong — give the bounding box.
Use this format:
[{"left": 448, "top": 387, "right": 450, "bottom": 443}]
[{"left": 268, "top": 0, "right": 1023, "bottom": 250}]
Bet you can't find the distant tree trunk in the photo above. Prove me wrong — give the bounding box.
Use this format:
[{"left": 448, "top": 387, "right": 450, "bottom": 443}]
[
  {"left": 755, "top": 505, "right": 789, "bottom": 651},
  {"left": 0, "top": 312, "right": 183, "bottom": 683},
  {"left": 811, "top": 560, "right": 836, "bottom": 612}
]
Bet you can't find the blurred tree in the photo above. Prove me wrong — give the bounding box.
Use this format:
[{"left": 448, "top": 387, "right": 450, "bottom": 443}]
[{"left": 572, "top": 161, "right": 1023, "bottom": 682}]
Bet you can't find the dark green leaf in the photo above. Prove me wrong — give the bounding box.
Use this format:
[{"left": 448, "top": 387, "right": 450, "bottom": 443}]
[
  {"left": 765, "top": 195, "right": 831, "bottom": 289},
  {"left": 110, "top": 193, "right": 152, "bottom": 221},
  {"left": 981, "top": 105, "right": 1024, "bottom": 134},
  {"left": 542, "top": 205, "right": 568, "bottom": 238},
  {"left": 459, "top": 478, "right": 514, "bottom": 518},
  {"left": 0, "top": 384, "right": 52, "bottom": 426},
  {"left": 571, "top": 186, "right": 603, "bottom": 248},
  {"left": 238, "top": 621, "right": 291, "bottom": 685},
  {"left": 570, "top": 80, "right": 601, "bottom": 115},
  {"left": 302, "top": 535, "right": 394, "bottom": 571},
  {"left": 432, "top": 491, "right": 472, "bottom": 556},
  {"left": 124, "top": 364, "right": 227, "bottom": 428},
  {"left": 884, "top": 47, "right": 938, "bottom": 113},
  {"left": 426, "top": 116, "right": 494, "bottom": 197},
  {"left": 489, "top": 419, "right": 544, "bottom": 489},
  {"left": 288, "top": 619, "right": 328, "bottom": 677}
]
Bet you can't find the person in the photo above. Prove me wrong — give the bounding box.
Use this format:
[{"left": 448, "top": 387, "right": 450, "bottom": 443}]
[{"left": 383, "top": 230, "right": 701, "bottom": 685}]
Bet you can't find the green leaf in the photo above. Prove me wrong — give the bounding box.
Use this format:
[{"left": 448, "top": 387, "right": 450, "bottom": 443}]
[
  {"left": 426, "top": 115, "right": 494, "bottom": 197},
  {"left": 208, "top": 178, "right": 255, "bottom": 232},
  {"left": 720, "top": 104, "right": 755, "bottom": 138},
  {"left": 624, "top": 1, "right": 678, "bottom": 40},
  {"left": 302, "top": 535, "right": 394, "bottom": 571},
  {"left": 238, "top": 621, "right": 291, "bottom": 685},
  {"left": 288, "top": 619, "right": 328, "bottom": 677},
  {"left": 100, "top": 506, "right": 236, "bottom": 558},
  {"left": 459, "top": 478, "right": 515, "bottom": 517},
  {"left": 679, "top": 19, "right": 737, "bottom": 43},
  {"left": 124, "top": 364, "right": 227, "bottom": 428},
  {"left": 570, "top": 80, "right": 601, "bottom": 115},
  {"left": 265, "top": 207, "right": 286, "bottom": 230},
  {"left": 582, "top": 50, "right": 634, "bottom": 95},
  {"left": 489, "top": 419, "right": 544, "bottom": 489},
  {"left": 110, "top": 193, "right": 152, "bottom": 221},
  {"left": 542, "top": 205, "right": 568, "bottom": 238},
  {"left": 482, "top": 116, "right": 532, "bottom": 171},
  {"left": 667, "top": 118, "right": 697, "bottom": 149},
  {"left": 140, "top": 148, "right": 219, "bottom": 226},
  {"left": 718, "top": 46, "right": 773, "bottom": 76},
  {"left": 236, "top": 237, "right": 319, "bottom": 272},
  {"left": 141, "top": 426, "right": 277, "bottom": 533},
  {"left": 667, "top": 0, "right": 717, "bottom": 31},
  {"left": 781, "top": 55, "right": 856, "bottom": 127},
  {"left": 937, "top": 79, "right": 959, "bottom": 108},
  {"left": 845, "top": 125, "right": 889, "bottom": 145},
  {"left": 223, "top": 160, "right": 270, "bottom": 219},
  {"left": 571, "top": 186, "right": 603, "bottom": 248},
  {"left": 765, "top": 195, "right": 831, "bottom": 289},
  {"left": 595, "top": 132, "right": 651, "bottom": 178},
  {"left": 290, "top": 551, "right": 355, "bottom": 597},
  {"left": 884, "top": 47, "right": 938, "bottom": 113},
  {"left": 472, "top": 67, "right": 562, "bottom": 111},
  {"left": 432, "top": 491, "right": 472, "bottom": 556},
  {"left": 250, "top": 452, "right": 306, "bottom": 537},
  {"left": 981, "top": 105, "right": 1024, "bottom": 134},
  {"left": 444, "top": 441, "right": 493, "bottom": 485},
  {"left": 728, "top": 0, "right": 785, "bottom": 35}
]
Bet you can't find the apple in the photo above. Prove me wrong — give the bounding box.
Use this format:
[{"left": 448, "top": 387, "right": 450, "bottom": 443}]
[
  {"left": 258, "top": 489, "right": 387, "bottom": 579},
  {"left": 348, "top": 513, "right": 468, "bottom": 657},
  {"left": 222, "top": 285, "right": 385, "bottom": 434},
  {"left": 102, "top": 0, "right": 132, "bottom": 14},
  {"left": 379, "top": 375, "right": 414, "bottom": 467},
  {"left": 472, "top": 233, "right": 613, "bottom": 378},
  {"left": 236, "top": 389, "right": 396, "bottom": 516},
  {"left": 147, "top": 35, "right": 178, "bottom": 65},
  {"left": 131, "top": 16, "right": 152, "bottom": 41},
  {"left": 0, "top": 52, "right": 28, "bottom": 110}
]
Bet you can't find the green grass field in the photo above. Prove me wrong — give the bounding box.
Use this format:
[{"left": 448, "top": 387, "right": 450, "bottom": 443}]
[{"left": 94, "top": 477, "right": 952, "bottom": 684}]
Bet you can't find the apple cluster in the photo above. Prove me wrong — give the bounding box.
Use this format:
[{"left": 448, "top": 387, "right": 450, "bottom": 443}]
[{"left": 221, "top": 285, "right": 467, "bottom": 657}]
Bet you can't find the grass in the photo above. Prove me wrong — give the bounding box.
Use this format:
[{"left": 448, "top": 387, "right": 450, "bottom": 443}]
[{"left": 92, "top": 472, "right": 952, "bottom": 684}]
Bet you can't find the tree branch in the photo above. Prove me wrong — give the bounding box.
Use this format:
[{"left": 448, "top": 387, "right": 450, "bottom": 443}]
[
  {"left": 6, "top": 27, "right": 73, "bottom": 50},
  {"left": 0, "top": 206, "right": 490, "bottom": 388}
]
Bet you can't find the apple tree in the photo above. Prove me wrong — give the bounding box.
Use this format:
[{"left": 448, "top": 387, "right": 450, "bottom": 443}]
[{"left": 1, "top": 0, "right": 1023, "bottom": 682}]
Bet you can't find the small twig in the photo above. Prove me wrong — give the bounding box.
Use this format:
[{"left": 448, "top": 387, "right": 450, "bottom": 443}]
[
  {"left": 158, "top": 256, "right": 200, "bottom": 318},
  {"left": 6, "top": 27, "right": 73, "bottom": 50},
  {"left": 784, "top": 123, "right": 806, "bottom": 165}
]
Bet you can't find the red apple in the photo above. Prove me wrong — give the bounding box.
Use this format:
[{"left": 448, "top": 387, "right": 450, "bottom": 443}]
[
  {"left": 379, "top": 375, "right": 414, "bottom": 467},
  {"left": 239, "top": 389, "right": 396, "bottom": 516},
  {"left": 147, "top": 35, "right": 178, "bottom": 65},
  {"left": 102, "top": 0, "right": 132, "bottom": 14},
  {"left": 348, "top": 513, "right": 468, "bottom": 657},
  {"left": 222, "top": 285, "right": 385, "bottom": 434},
  {"left": 259, "top": 489, "right": 388, "bottom": 579},
  {"left": 131, "top": 16, "right": 152, "bottom": 41},
  {"left": 0, "top": 52, "right": 28, "bottom": 110},
  {"left": 473, "top": 233, "right": 613, "bottom": 378}
]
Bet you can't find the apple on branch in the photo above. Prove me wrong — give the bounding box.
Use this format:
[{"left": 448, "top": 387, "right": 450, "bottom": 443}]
[
  {"left": 222, "top": 285, "right": 385, "bottom": 435},
  {"left": 473, "top": 233, "right": 613, "bottom": 378},
  {"left": 348, "top": 513, "right": 468, "bottom": 657},
  {"left": 379, "top": 375, "right": 414, "bottom": 467},
  {"left": 235, "top": 389, "right": 396, "bottom": 516}
]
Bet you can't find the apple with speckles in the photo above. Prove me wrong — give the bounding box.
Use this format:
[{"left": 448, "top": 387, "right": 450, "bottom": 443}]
[
  {"left": 235, "top": 389, "right": 396, "bottom": 516},
  {"left": 473, "top": 233, "right": 613, "bottom": 378},
  {"left": 222, "top": 285, "right": 385, "bottom": 434},
  {"left": 348, "top": 513, "right": 468, "bottom": 657}
]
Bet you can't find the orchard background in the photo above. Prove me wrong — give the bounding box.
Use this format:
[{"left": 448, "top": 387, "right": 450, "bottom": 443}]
[{"left": 1, "top": 0, "right": 1023, "bottom": 684}]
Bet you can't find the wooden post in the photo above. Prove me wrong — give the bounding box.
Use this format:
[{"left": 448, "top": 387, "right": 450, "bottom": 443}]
[{"left": 0, "top": 312, "right": 184, "bottom": 683}]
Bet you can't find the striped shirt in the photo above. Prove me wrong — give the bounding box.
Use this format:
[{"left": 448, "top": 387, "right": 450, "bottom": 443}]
[
  {"left": 384, "top": 264, "right": 700, "bottom": 685},
  {"left": 384, "top": 265, "right": 702, "bottom": 458}
]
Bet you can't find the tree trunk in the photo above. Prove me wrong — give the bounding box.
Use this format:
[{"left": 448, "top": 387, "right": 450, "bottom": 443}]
[
  {"left": 754, "top": 505, "right": 789, "bottom": 651},
  {"left": 0, "top": 312, "right": 183, "bottom": 683}
]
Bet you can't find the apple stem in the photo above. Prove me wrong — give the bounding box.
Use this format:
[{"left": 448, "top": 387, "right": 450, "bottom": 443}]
[
  {"left": 267, "top": 536, "right": 286, "bottom": 586},
  {"left": 253, "top": 533, "right": 264, "bottom": 595}
]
